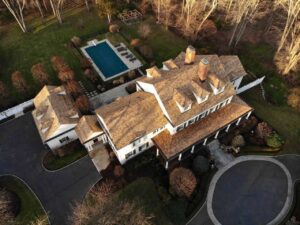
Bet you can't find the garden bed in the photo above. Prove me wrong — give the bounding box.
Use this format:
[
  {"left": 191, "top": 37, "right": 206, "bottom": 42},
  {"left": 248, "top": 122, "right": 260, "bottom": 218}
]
[{"left": 43, "top": 141, "right": 87, "bottom": 171}]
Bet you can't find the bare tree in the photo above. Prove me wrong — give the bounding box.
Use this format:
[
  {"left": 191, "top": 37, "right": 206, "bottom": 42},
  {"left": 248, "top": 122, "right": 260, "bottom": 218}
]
[
  {"left": 275, "top": 0, "right": 300, "bottom": 53},
  {"left": 227, "top": 0, "right": 260, "bottom": 48},
  {"left": 95, "top": 0, "right": 117, "bottom": 23},
  {"left": 2, "top": 0, "right": 27, "bottom": 32},
  {"left": 31, "top": 63, "right": 49, "bottom": 85},
  {"left": 275, "top": 23, "right": 300, "bottom": 75},
  {"left": 11, "top": 71, "right": 29, "bottom": 93},
  {"left": 49, "top": 0, "right": 65, "bottom": 24},
  {"left": 178, "top": 0, "right": 218, "bottom": 40},
  {"left": 71, "top": 184, "right": 154, "bottom": 225}
]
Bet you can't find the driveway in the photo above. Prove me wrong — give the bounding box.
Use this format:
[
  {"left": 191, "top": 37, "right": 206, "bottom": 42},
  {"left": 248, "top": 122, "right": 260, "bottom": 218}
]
[
  {"left": 187, "top": 155, "right": 300, "bottom": 225},
  {"left": 0, "top": 113, "right": 102, "bottom": 225}
]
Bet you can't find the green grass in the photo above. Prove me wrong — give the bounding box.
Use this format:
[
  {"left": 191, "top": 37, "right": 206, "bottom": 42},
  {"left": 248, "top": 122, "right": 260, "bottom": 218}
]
[
  {"left": 43, "top": 145, "right": 87, "bottom": 170},
  {"left": 238, "top": 43, "right": 288, "bottom": 105},
  {"left": 120, "top": 17, "right": 188, "bottom": 67},
  {"left": 241, "top": 86, "right": 300, "bottom": 155},
  {"left": 117, "top": 177, "right": 173, "bottom": 225},
  {"left": 0, "top": 8, "right": 107, "bottom": 109},
  {"left": 0, "top": 175, "right": 48, "bottom": 225}
]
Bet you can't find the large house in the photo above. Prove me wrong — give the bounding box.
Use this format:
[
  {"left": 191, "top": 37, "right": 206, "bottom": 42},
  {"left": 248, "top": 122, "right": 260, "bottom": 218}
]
[
  {"left": 95, "top": 46, "right": 253, "bottom": 168},
  {"left": 32, "top": 46, "right": 256, "bottom": 169}
]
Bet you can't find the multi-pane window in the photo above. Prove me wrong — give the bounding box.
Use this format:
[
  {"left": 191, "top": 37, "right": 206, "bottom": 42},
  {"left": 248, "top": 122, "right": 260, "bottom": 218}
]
[{"left": 59, "top": 136, "right": 70, "bottom": 144}]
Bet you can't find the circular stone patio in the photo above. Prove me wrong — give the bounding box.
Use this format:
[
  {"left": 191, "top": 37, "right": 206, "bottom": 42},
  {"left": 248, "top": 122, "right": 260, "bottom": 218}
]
[{"left": 207, "top": 156, "right": 293, "bottom": 225}]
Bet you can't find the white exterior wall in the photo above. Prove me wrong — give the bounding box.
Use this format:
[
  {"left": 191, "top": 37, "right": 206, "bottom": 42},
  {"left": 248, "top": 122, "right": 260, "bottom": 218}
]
[
  {"left": 169, "top": 96, "right": 234, "bottom": 134},
  {"left": 115, "top": 126, "right": 166, "bottom": 164},
  {"left": 231, "top": 77, "right": 243, "bottom": 90},
  {"left": 46, "top": 129, "right": 78, "bottom": 150},
  {"left": 84, "top": 134, "right": 107, "bottom": 152}
]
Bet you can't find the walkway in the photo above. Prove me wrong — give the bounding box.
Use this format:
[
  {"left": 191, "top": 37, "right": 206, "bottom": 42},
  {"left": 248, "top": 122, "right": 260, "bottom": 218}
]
[
  {"left": 187, "top": 155, "right": 300, "bottom": 225},
  {"left": 0, "top": 113, "right": 102, "bottom": 225},
  {"left": 207, "top": 140, "right": 234, "bottom": 168}
]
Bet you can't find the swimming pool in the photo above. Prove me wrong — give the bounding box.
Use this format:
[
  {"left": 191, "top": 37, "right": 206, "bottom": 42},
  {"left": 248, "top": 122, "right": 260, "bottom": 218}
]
[{"left": 83, "top": 40, "right": 129, "bottom": 80}]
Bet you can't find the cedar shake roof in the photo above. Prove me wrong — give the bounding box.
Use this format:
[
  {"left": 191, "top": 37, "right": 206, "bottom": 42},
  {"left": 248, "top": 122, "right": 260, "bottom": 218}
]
[
  {"left": 32, "top": 85, "right": 80, "bottom": 142},
  {"left": 137, "top": 52, "right": 246, "bottom": 126},
  {"left": 153, "top": 96, "right": 252, "bottom": 160},
  {"left": 95, "top": 91, "right": 167, "bottom": 150},
  {"left": 219, "top": 55, "right": 247, "bottom": 80},
  {"left": 163, "top": 59, "right": 179, "bottom": 70},
  {"left": 75, "top": 115, "right": 103, "bottom": 144}
]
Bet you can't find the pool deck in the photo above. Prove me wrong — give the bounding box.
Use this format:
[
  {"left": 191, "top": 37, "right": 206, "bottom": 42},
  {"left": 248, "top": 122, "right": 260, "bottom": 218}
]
[{"left": 81, "top": 39, "right": 142, "bottom": 81}]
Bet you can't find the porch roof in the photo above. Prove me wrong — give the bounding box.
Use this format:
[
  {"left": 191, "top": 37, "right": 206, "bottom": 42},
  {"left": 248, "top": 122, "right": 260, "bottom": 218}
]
[{"left": 152, "top": 96, "right": 252, "bottom": 160}]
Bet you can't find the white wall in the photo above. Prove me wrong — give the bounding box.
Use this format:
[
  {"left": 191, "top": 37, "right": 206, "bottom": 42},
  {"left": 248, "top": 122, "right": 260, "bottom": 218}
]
[
  {"left": 231, "top": 77, "right": 243, "bottom": 90},
  {"left": 46, "top": 129, "right": 78, "bottom": 150},
  {"left": 84, "top": 134, "right": 107, "bottom": 152},
  {"left": 115, "top": 126, "right": 166, "bottom": 164}
]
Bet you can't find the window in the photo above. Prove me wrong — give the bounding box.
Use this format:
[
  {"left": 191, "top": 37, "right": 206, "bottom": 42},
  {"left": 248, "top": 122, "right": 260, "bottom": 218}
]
[
  {"left": 93, "top": 138, "right": 99, "bottom": 144},
  {"left": 125, "top": 149, "right": 136, "bottom": 159},
  {"left": 139, "top": 143, "right": 149, "bottom": 152},
  {"left": 59, "top": 136, "right": 70, "bottom": 144},
  {"left": 176, "top": 124, "right": 185, "bottom": 132}
]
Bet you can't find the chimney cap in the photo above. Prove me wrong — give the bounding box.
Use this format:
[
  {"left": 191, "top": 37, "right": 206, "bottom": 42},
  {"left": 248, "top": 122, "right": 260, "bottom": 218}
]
[{"left": 200, "top": 58, "right": 209, "bottom": 65}]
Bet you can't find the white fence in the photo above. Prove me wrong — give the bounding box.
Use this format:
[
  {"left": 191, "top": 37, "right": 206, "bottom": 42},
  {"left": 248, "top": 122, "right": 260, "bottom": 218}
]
[
  {"left": 0, "top": 99, "right": 34, "bottom": 122},
  {"left": 237, "top": 76, "right": 265, "bottom": 94}
]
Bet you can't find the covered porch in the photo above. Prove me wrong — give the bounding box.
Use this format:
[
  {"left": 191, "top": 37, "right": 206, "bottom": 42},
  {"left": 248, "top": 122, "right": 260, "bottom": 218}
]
[{"left": 152, "top": 97, "right": 253, "bottom": 169}]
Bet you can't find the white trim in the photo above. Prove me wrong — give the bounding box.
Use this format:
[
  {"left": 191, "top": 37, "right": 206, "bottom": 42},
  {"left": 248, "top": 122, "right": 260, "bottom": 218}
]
[
  {"left": 203, "top": 138, "right": 208, "bottom": 146},
  {"left": 225, "top": 124, "right": 231, "bottom": 132},
  {"left": 191, "top": 145, "right": 195, "bottom": 154},
  {"left": 236, "top": 117, "right": 242, "bottom": 126},
  {"left": 214, "top": 130, "right": 219, "bottom": 139}
]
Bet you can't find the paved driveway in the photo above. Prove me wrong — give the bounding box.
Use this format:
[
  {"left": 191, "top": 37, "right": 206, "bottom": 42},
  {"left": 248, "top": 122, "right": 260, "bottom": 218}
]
[
  {"left": 187, "top": 155, "right": 300, "bottom": 225},
  {"left": 0, "top": 113, "right": 102, "bottom": 225}
]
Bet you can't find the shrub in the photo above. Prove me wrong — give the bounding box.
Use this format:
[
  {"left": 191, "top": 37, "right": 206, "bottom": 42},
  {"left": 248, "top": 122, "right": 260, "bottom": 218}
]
[
  {"left": 83, "top": 69, "right": 98, "bottom": 82},
  {"left": 125, "top": 83, "right": 136, "bottom": 94},
  {"left": 80, "top": 58, "right": 92, "bottom": 70},
  {"left": 130, "top": 38, "right": 141, "bottom": 47},
  {"left": 11, "top": 71, "right": 28, "bottom": 93},
  {"left": 199, "top": 20, "right": 217, "bottom": 38},
  {"left": 31, "top": 63, "right": 49, "bottom": 85},
  {"left": 238, "top": 116, "right": 258, "bottom": 133},
  {"left": 255, "top": 122, "right": 273, "bottom": 139},
  {"left": 128, "top": 70, "right": 137, "bottom": 79},
  {"left": 51, "top": 56, "right": 67, "bottom": 72},
  {"left": 287, "top": 88, "right": 300, "bottom": 111},
  {"left": 169, "top": 167, "right": 197, "bottom": 199},
  {"left": 71, "top": 36, "right": 81, "bottom": 47},
  {"left": 58, "top": 66, "right": 75, "bottom": 82},
  {"left": 138, "top": 45, "right": 153, "bottom": 60},
  {"left": 231, "top": 135, "right": 246, "bottom": 147},
  {"left": 138, "top": 23, "right": 151, "bottom": 39},
  {"left": 113, "top": 165, "right": 125, "bottom": 177},
  {"left": 65, "top": 80, "right": 82, "bottom": 98},
  {"left": 75, "top": 95, "right": 90, "bottom": 114},
  {"left": 266, "top": 132, "right": 284, "bottom": 148},
  {"left": 0, "top": 81, "right": 8, "bottom": 98},
  {"left": 109, "top": 24, "right": 120, "bottom": 33},
  {"left": 192, "top": 155, "right": 209, "bottom": 176}
]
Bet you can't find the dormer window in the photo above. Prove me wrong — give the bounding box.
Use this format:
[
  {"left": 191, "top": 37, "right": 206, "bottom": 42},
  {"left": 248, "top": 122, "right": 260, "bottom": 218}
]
[
  {"left": 190, "top": 80, "right": 210, "bottom": 104},
  {"left": 173, "top": 88, "right": 193, "bottom": 113},
  {"left": 146, "top": 66, "right": 161, "bottom": 78},
  {"left": 208, "top": 74, "right": 226, "bottom": 95}
]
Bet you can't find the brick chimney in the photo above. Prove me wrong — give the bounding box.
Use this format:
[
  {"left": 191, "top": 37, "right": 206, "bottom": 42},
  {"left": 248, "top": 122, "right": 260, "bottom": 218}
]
[
  {"left": 198, "top": 58, "right": 209, "bottom": 82},
  {"left": 185, "top": 45, "right": 196, "bottom": 64}
]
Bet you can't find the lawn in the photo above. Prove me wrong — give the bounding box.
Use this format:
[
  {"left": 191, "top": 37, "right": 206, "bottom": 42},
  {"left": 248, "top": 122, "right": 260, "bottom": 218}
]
[
  {"left": 236, "top": 42, "right": 300, "bottom": 155},
  {"left": 43, "top": 144, "right": 87, "bottom": 170},
  {"left": 0, "top": 8, "right": 108, "bottom": 109},
  {"left": 120, "top": 17, "right": 188, "bottom": 67},
  {"left": 241, "top": 86, "right": 300, "bottom": 155},
  {"left": 0, "top": 175, "right": 48, "bottom": 225}
]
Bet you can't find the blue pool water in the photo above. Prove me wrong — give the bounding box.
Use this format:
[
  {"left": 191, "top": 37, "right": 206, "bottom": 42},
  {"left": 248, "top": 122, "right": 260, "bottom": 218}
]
[{"left": 85, "top": 41, "right": 128, "bottom": 79}]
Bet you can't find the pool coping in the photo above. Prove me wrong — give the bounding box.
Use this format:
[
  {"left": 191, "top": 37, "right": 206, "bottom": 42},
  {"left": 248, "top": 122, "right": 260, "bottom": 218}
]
[
  {"left": 81, "top": 39, "right": 142, "bottom": 82},
  {"left": 206, "top": 156, "right": 293, "bottom": 225}
]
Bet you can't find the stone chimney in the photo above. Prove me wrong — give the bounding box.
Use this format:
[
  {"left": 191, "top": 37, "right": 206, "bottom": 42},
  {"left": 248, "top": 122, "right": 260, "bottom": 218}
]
[
  {"left": 198, "top": 58, "right": 209, "bottom": 82},
  {"left": 185, "top": 45, "right": 196, "bottom": 64}
]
